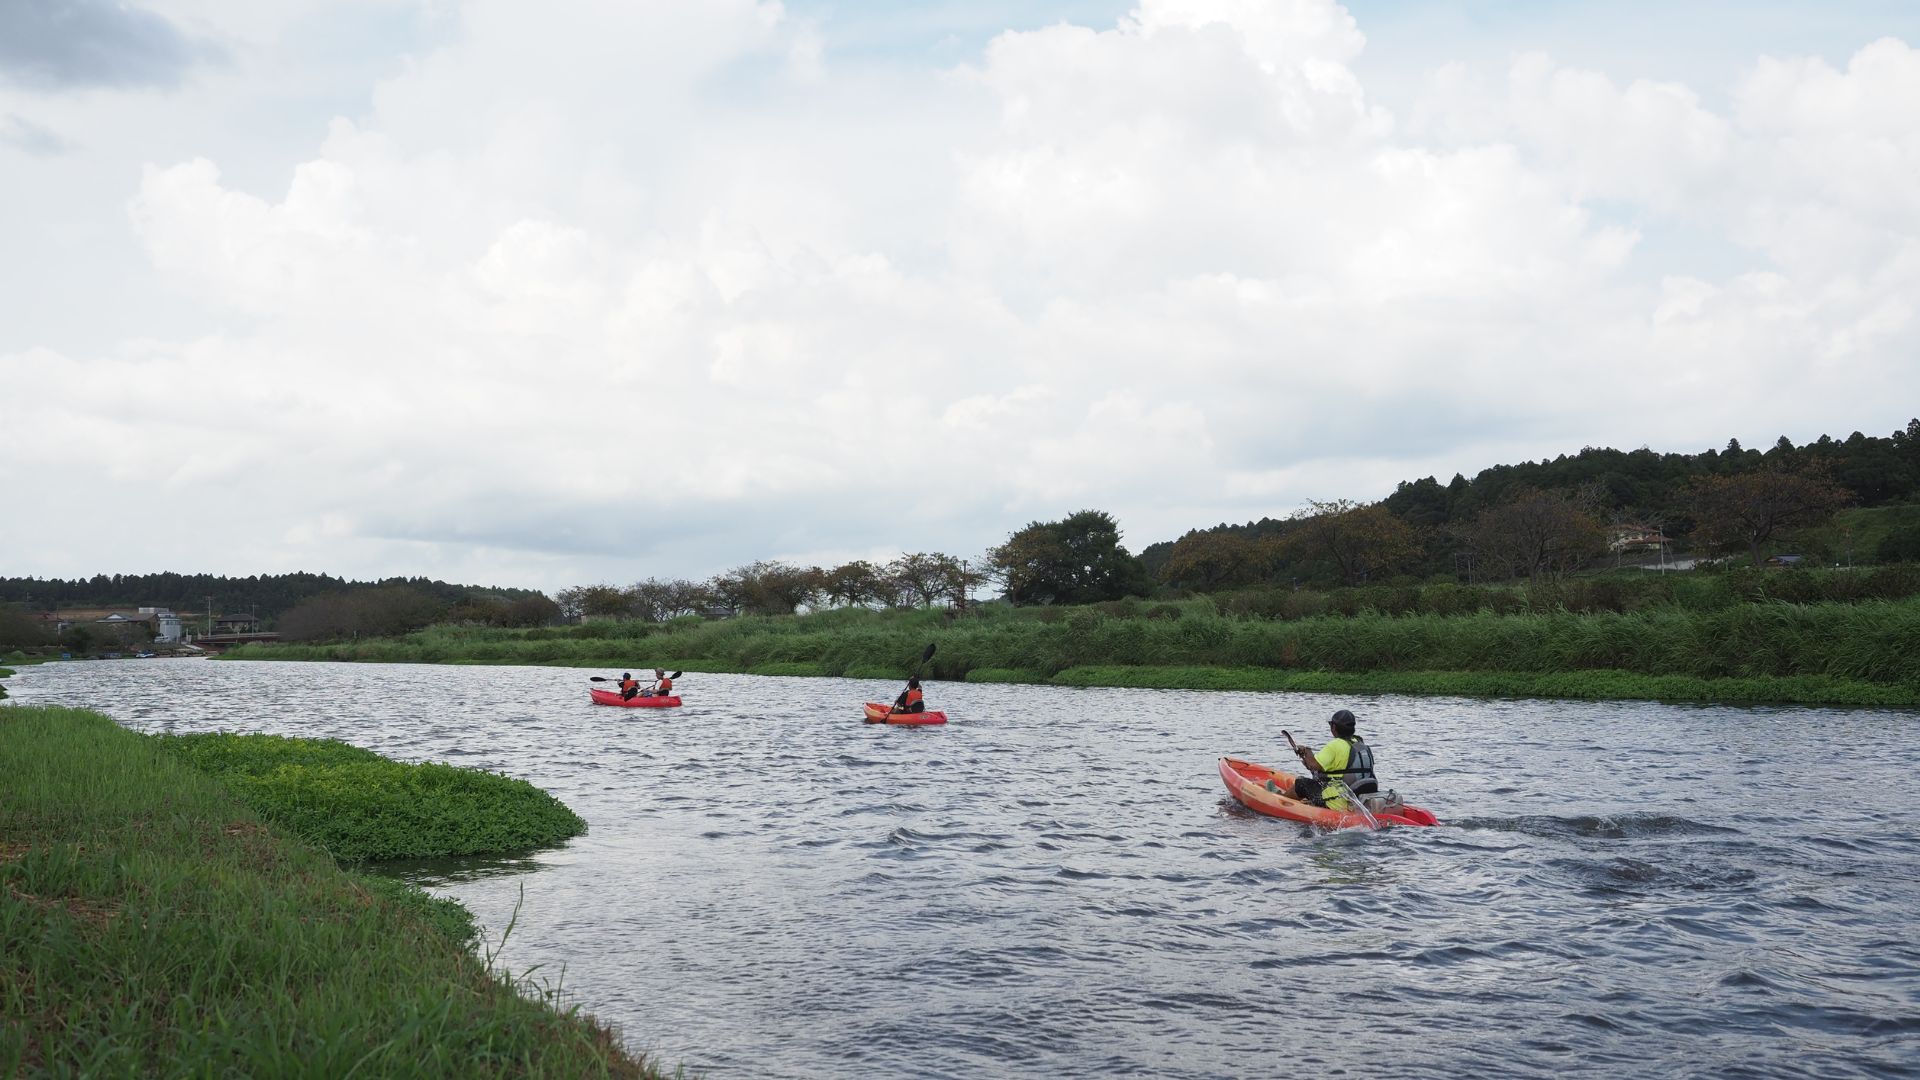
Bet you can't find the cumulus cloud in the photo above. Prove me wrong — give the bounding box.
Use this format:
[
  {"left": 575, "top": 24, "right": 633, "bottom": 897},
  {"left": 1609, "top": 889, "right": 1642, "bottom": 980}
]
[{"left": 2, "top": 0, "right": 1917, "bottom": 589}]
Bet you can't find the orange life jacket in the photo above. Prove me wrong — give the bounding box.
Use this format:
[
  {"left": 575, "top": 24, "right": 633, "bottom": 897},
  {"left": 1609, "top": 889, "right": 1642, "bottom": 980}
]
[
  {"left": 619, "top": 678, "right": 638, "bottom": 694},
  {"left": 656, "top": 678, "right": 673, "bottom": 694},
  {"left": 903, "top": 687, "right": 923, "bottom": 708}
]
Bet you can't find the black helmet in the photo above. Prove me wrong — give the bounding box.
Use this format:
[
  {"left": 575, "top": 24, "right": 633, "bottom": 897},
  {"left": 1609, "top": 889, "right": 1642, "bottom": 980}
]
[{"left": 1330, "top": 709, "right": 1357, "bottom": 737}]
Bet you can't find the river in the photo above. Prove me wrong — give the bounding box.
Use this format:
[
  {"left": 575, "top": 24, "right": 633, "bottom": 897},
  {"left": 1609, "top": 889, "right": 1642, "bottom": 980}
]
[{"left": 7, "top": 658, "right": 1919, "bottom": 1078}]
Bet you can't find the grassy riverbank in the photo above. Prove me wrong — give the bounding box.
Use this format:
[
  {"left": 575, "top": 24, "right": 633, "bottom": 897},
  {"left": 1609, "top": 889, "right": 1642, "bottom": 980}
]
[
  {"left": 222, "top": 592, "right": 1920, "bottom": 707},
  {"left": 0, "top": 706, "right": 660, "bottom": 1077}
]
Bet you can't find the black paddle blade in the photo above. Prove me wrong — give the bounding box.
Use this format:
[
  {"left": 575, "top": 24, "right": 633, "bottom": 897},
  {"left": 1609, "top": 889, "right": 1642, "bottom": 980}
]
[
  {"left": 670, "top": 671, "right": 684, "bottom": 679},
  {"left": 589, "top": 676, "right": 612, "bottom": 682},
  {"left": 922, "top": 643, "right": 937, "bottom": 662}
]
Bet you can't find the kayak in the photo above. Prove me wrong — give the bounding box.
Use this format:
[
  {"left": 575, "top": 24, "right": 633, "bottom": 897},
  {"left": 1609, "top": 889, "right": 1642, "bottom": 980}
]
[
  {"left": 590, "top": 688, "right": 684, "bottom": 708},
  {"left": 1218, "top": 757, "right": 1439, "bottom": 829},
  {"left": 863, "top": 702, "right": 948, "bottom": 725}
]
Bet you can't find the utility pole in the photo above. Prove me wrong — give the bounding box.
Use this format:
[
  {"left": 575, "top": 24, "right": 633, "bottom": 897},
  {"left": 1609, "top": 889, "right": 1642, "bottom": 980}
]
[{"left": 204, "top": 595, "right": 214, "bottom": 636}]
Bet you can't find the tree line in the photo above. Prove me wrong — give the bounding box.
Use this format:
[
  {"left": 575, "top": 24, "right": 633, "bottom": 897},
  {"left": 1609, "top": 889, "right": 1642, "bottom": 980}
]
[
  {"left": 554, "top": 510, "right": 1154, "bottom": 624},
  {"left": 0, "top": 572, "right": 558, "bottom": 649},
  {"left": 0, "top": 571, "right": 548, "bottom": 621},
  {"left": 9, "top": 421, "right": 1917, "bottom": 647},
  {"left": 554, "top": 421, "right": 1919, "bottom": 622},
  {"left": 1144, "top": 420, "right": 1920, "bottom": 589}
]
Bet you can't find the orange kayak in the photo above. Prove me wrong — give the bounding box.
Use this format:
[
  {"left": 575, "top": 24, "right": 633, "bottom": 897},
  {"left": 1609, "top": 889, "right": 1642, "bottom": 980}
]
[
  {"left": 863, "top": 702, "right": 947, "bottom": 725},
  {"left": 590, "top": 688, "right": 683, "bottom": 708},
  {"left": 1218, "top": 757, "right": 1438, "bottom": 829}
]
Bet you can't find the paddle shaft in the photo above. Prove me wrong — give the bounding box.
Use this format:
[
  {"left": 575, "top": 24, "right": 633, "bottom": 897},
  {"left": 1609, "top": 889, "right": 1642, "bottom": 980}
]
[
  {"left": 1281, "top": 729, "right": 1319, "bottom": 774},
  {"left": 890, "top": 643, "right": 936, "bottom": 714}
]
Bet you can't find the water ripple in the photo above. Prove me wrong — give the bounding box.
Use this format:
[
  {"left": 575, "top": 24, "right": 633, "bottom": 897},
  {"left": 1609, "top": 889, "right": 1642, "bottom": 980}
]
[{"left": 9, "top": 659, "right": 1920, "bottom": 1079}]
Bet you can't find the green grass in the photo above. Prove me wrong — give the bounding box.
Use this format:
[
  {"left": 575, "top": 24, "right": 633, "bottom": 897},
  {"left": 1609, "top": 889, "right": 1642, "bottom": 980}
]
[
  {"left": 223, "top": 594, "right": 1920, "bottom": 706},
  {"left": 963, "top": 667, "right": 1050, "bottom": 685},
  {"left": 154, "top": 732, "right": 588, "bottom": 861},
  {"left": 1803, "top": 502, "right": 1920, "bottom": 562},
  {"left": 0, "top": 706, "right": 664, "bottom": 1077},
  {"left": 1044, "top": 665, "right": 1919, "bottom": 706}
]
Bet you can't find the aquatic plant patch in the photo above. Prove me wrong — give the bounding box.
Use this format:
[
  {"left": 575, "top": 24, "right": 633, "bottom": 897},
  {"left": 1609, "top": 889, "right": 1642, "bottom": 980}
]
[{"left": 156, "top": 732, "right": 587, "bottom": 861}]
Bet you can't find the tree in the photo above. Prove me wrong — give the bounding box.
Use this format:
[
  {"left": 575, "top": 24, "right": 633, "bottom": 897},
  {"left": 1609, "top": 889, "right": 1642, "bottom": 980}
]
[
  {"left": 0, "top": 606, "right": 50, "bottom": 650},
  {"left": 499, "top": 593, "right": 561, "bottom": 628},
  {"left": 1157, "top": 531, "right": 1270, "bottom": 592},
  {"left": 1459, "top": 485, "right": 1608, "bottom": 581},
  {"left": 709, "top": 561, "right": 823, "bottom": 615},
  {"left": 625, "top": 578, "right": 704, "bottom": 622},
  {"left": 1278, "top": 500, "right": 1421, "bottom": 585},
  {"left": 938, "top": 557, "right": 989, "bottom": 609},
  {"left": 885, "top": 553, "right": 957, "bottom": 608},
  {"left": 278, "top": 586, "right": 446, "bottom": 642},
  {"left": 555, "top": 584, "right": 631, "bottom": 621},
  {"left": 986, "top": 510, "right": 1151, "bottom": 605},
  {"left": 823, "top": 561, "right": 886, "bottom": 608},
  {"left": 1688, "top": 466, "right": 1851, "bottom": 566},
  {"left": 62, "top": 625, "right": 94, "bottom": 654}
]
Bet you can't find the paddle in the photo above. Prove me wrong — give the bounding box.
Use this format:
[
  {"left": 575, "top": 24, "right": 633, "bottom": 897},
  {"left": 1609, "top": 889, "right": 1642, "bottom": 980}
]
[
  {"left": 887, "top": 643, "right": 936, "bottom": 714},
  {"left": 1282, "top": 729, "right": 1317, "bottom": 776}
]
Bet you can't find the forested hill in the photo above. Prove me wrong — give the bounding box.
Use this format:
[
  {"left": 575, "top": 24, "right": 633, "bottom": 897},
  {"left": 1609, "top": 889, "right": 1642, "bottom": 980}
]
[
  {"left": 1139, "top": 421, "right": 1920, "bottom": 575},
  {"left": 0, "top": 571, "right": 546, "bottom": 620}
]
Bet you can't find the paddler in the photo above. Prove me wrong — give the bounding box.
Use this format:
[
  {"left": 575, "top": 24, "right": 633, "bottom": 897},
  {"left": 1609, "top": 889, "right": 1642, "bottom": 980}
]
[
  {"left": 891, "top": 677, "right": 926, "bottom": 715},
  {"left": 1285, "top": 709, "right": 1378, "bottom": 810},
  {"left": 644, "top": 669, "right": 674, "bottom": 698},
  {"left": 617, "top": 672, "right": 640, "bottom": 700}
]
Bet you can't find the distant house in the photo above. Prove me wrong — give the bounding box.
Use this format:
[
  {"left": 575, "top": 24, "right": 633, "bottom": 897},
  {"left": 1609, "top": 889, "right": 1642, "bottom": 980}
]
[
  {"left": 213, "top": 613, "right": 262, "bottom": 634},
  {"left": 1766, "top": 554, "right": 1805, "bottom": 567},
  {"left": 1608, "top": 524, "right": 1670, "bottom": 554},
  {"left": 42, "top": 607, "right": 181, "bottom": 643},
  {"left": 139, "top": 607, "right": 183, "bottom": 642}
]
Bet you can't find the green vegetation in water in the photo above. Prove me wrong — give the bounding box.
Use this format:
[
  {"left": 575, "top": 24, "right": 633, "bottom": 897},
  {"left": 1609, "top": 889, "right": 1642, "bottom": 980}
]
[
  {"left": 155, "top": 731, "right": 588, "bottom": 861},
  {"left": 0, "top": 706, "right": 662, "bottom": 1078},
  {"left": 223, "top": 591, "right": 1920, "bottom": 707}
]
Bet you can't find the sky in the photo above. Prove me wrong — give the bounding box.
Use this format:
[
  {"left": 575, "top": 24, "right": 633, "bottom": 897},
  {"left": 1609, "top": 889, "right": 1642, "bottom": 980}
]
[{"left": 3, "top": 0, "right": 1918, "bottom": 595}]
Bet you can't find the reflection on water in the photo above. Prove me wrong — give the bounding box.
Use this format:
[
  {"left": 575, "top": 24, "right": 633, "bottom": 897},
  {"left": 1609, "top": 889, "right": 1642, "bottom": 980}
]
[
  {"left": 9, "top": 658, "right": 1920, "bottom": 1079},
  {"left": 376, "top": 852, "right": 552, "bottom": 887}
]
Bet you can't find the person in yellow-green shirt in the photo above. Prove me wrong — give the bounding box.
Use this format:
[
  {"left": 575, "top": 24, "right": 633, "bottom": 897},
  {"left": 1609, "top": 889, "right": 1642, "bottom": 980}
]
[{"left": 1287, "top": 709, "right": 1378, "bottom": 811}]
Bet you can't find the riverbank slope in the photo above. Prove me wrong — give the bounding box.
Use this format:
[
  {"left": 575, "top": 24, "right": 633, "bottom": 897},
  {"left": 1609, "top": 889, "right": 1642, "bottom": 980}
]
[
  {"left": 220, "top": 592, "right": 1920, "bottom": 707},
  {"left": 0, "top": 705, "right": 663, "bottom": 1077}
]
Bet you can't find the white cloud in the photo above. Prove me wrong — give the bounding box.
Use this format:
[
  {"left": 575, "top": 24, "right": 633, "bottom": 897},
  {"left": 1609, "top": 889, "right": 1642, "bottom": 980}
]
[{"left": 3, "top": 0, "right": 1918, "bottom": 591}]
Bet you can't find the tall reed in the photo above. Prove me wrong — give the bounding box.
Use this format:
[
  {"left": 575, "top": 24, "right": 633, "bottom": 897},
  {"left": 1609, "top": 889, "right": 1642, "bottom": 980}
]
[{"left": 225, "top": 595, "right": 1920, "bottom": 706}]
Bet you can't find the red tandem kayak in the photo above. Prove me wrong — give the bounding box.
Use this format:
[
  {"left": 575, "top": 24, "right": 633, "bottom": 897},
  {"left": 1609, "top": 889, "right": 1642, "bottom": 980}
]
[
  {"left": 863, "top": 702, "right": 948, "bottom": 725},
  {"left": 590, "top": 688, "right": 684, "bottom": 708},
  {"left": 1219, "top": 757, "right": 1438, "bottom": 829}
]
